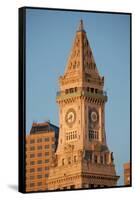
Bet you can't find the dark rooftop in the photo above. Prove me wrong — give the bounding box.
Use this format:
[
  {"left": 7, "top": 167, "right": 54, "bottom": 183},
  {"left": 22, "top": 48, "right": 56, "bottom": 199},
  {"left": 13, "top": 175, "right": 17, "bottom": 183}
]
[{"left": 30, "top": 121, "right": 59, "bottom": 135}]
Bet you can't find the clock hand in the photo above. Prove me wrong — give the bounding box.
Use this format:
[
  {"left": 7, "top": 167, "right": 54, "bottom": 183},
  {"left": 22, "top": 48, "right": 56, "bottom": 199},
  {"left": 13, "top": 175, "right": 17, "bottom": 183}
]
[
  {"left": 69, "top": 115, "right": 72, "bottom": 120},
  {"left": 66, "top": 115, "right": 73, "bottom": 122}
]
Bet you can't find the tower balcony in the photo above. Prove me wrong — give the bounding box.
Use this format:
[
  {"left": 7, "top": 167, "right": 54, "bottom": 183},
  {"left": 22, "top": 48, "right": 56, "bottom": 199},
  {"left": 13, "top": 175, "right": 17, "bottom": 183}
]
[{"left": 56, "top": 87, "right": 107, "bottom": 102}]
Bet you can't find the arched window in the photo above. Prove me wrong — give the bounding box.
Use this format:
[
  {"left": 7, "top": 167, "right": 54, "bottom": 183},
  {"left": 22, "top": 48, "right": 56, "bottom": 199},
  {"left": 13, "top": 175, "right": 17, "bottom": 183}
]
[
  {"left": 68, "top": 157, "right": 71, "bottom": 164},
  {"left": 74, "top": 156, "right": 77, "bottom": 162},
  {"left": 62, "top": 158, "right": 65, "bottom": 165},
  {"left": 94, "top": 155, "right": 97, "bottom": 163},
  {"left": 87, "top": 87, "right": 89, "bottom": 92},
  {"left": 100, "top": 155, "right": 104, "bottom": 164}
]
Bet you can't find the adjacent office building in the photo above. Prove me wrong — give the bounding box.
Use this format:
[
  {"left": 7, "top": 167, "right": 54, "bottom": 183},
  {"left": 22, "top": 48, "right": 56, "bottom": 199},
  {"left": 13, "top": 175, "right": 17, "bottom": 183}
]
[
  {"left": 26, "top": 122, "right": 59, "bottom": 192},
  {"left": 123, "top": 162, "right": 131, "bottom": 186}
]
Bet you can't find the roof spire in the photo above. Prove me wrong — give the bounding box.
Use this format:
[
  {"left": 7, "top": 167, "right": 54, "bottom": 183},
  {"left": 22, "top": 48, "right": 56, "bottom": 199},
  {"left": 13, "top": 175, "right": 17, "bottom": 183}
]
[
  {"left": 63, "top": 20, "right": 100, "bottom": 78},
  {"left": 78, "top": 19, "right": 85, "bottom": 32}
]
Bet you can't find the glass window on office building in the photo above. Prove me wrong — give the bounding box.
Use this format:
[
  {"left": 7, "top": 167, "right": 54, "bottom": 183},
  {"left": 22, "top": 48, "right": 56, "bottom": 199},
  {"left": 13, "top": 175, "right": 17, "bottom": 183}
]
[
  {"left": 45, "top": 159, "right": 49, "bottom": 163},
  {"left": 45, "top": 145, "right": 49, "bottom": 149}
]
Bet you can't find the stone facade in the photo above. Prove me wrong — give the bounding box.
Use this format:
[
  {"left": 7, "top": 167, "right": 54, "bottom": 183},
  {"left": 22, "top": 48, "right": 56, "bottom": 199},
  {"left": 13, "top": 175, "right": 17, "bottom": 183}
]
[
  {"left": 123, "top": 162, "right": 131, "bottom": 185},
  {"left": 48, "top": 20, "right": 119, "bottom": 190}
]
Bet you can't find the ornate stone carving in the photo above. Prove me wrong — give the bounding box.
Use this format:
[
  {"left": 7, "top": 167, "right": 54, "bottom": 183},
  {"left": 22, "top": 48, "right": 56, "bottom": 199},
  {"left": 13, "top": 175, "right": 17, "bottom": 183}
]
[
  {"left": 51, "top": 154, "right": 58, "bottom": 167},
  {"left": 64, "top": 144, "right": 74, "bottom": 153}
]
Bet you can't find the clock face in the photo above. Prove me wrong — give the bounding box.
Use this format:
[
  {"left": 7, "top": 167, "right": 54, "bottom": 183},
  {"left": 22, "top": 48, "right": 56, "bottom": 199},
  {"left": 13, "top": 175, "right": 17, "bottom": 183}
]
[
  {"left": 91, "top": 111, "right": 98, "bottom": 122},
  {"left": 89, "top": 108, "right": 99, "bottom": 128},
  {"left": 65, "top": 108, "right": 76, "bottom": 126}
]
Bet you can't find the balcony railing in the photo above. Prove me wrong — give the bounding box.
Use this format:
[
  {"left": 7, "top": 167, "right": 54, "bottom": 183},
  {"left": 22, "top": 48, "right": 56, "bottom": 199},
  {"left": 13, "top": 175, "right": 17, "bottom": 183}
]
[{"left": 56, "top": 87, "right": 107, "bottom": 98}]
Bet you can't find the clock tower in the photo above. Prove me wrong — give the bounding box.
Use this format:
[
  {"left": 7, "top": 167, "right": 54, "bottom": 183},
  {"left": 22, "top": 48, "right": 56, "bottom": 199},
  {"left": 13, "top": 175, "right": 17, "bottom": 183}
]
[{"left": 48, "top": 20, "right": 119, "bottom": 190}]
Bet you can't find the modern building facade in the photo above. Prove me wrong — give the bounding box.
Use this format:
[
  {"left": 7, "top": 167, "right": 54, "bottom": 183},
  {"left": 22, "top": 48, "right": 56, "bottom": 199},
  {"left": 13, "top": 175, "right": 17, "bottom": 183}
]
[
  {"left": 26, "top": 122, "right": 59, "bottom": 192},
  {"left": 48, "top": 20, "right": 119, "bottom": 190},
  {"left": 123, "top": 162, "right": 130, "bottom": 186}
]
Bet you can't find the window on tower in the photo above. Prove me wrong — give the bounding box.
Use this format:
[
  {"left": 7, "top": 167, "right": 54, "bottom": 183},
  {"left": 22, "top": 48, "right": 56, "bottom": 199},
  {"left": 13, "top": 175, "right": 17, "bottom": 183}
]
[
  {"left": 66, "top": 131, "right": 78, "bottom": 141},
  {"left": 65, "top": 87, "right": 78, "bottom": 94},
  {"left": 87, "top": 87, "right": 89, "bottom": 92},
  {"left": 104, "top": 154, "right": 108, "bottom": 164},
  {"left": 100, "top": 155, "right": 104, "bottom": 164},
  {"left": 74, "top": 156, "right": 77, "bottom": 162},
  {"left": 91, "top": 88, "right": 94, "bottom": 93},
  {"left": 90, "top": 153, "right": 92, "bottom": 161},
  {"left": 89, "top": 130, "right": 99, "bottom": 141},
  {"left": 70, "top": 185, "right": 75, "bottom": 189},
  {"left": 62, "top": 158, "right": 65, "bottom": 165},
  {"left": 70, "top": 88, "right": 74, "bottom": 93},
  {"left": 94, "top": 155, "right": 98, "bottom": 163},
  {"left": 68, "top": 157, "right": 71, "bottom": 164},
  {"left": 95, "top": 89, "right": 98, "bottom": 93},
  {"left": 65, "top": 89, "right": 68, "bottom": 94}
]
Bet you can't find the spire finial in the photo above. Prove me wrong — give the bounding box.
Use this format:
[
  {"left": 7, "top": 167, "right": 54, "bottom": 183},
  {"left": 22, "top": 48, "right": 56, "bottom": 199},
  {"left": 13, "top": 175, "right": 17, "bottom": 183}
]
[{"left": 78, "top": 19, "right": 84, "bottom": 31}]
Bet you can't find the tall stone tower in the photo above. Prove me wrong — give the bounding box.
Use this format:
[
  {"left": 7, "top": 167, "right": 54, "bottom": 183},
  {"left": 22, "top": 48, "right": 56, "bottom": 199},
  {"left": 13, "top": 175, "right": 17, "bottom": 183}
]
[{"left": 48, "top": 20, "right": 119, "bottom": 190}]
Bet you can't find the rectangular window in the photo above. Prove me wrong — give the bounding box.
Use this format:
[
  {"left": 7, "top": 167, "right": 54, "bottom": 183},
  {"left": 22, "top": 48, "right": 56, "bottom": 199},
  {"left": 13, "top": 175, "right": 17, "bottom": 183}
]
[
  {"left": 30, "top": 168, "right": 35, "bottom": 173},
  {"left": 37, "top": 160, "right": 42, "bottom": 164},
  {"left": 30, "top": 154, "right": 35, "bottom": 158},
  {"left": 30, "top": 183, "right": 35, "bottom": 187},
  {"left": 52, "top": 137, "right": 55, "bottom": 142},
  {"left": 90, "top": 184, "right": 94, "bottom": 188},
  {"left": 70, "top": 185, "right": 75, "bottom": 189},
  {"left": 74, "top": 156, "right": 77, "bottom": 162},
  {"left": 30, "top": 146, "right": 35, "bottom": 151},
  {"left": 37, "top": 153, "right": 42, "bottom": 157},
  {"left": 37, "top": 174, "right": 42, "bottom": 179},
  {"left": 90, "top": 153, "right": 92, "bottom": 161},
  {"left": 52, "top": 144, "right": 55, "bottom": 149},
  {"left": 104, "top": 154, "right": 107, "bottom": 164},
  {"left": 45, "top": 166, "right": 49, "bottom": 170},
  {"left": 37, "top": 182, "right": 42, "bottom": 186},
  {"left": 45, "top": 159, "right": 49, "bottom": 163},
  {"left": 45, "top": 152, "right": 49, "bottom": 156},
  {"left": 65, "top": 89, "right": 68, "bottom": 94},
  {"left": 30, "top": 161, "right": 35, "bottom": 165},
  {"left": 37, "top": 138, "right": 42, "bottom": 143},
  {"left": 30, "top": 176, "right": 34, "bottom": 180},
  {"left": 45, "top": 145, "right": 49, "bottom": 149},
  {"left": 44, "top": 137, "right": 49, "bottom": 142},
  {"left": 45, "top": 174, "right": 49, "bottom": 178},
  {"left": 37, "top": 167, "right": 42, "bottom": 172},
  {"left": 30, "top": 139, "right": 35, "bottom": 144},
  {"left": 91, "top": 88, "right": 94, "bottom": 93},
  {"left": 70, "top": 88, "right": 74, "bottom": 93},
  {"left": 37, "top": 146, "right": 42, "bottom": 150},
  {"left": 94, "top": 155, "right": 97, "bottom": 163},
  {"left": 100, "top": 156, "right": 104, "bottom": 164},
  {"left": 68, "top": 157, "right": 71, "bottom": 164},
  {"left": 62, "top": 158, "right": 65, "bottom": 165}
]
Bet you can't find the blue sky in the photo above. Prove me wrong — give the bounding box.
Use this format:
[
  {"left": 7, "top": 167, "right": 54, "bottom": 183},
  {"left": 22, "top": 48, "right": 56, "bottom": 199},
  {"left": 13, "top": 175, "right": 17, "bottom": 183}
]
[{"left": 26, "top": 8, "right": 130, "bottom": 186}]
